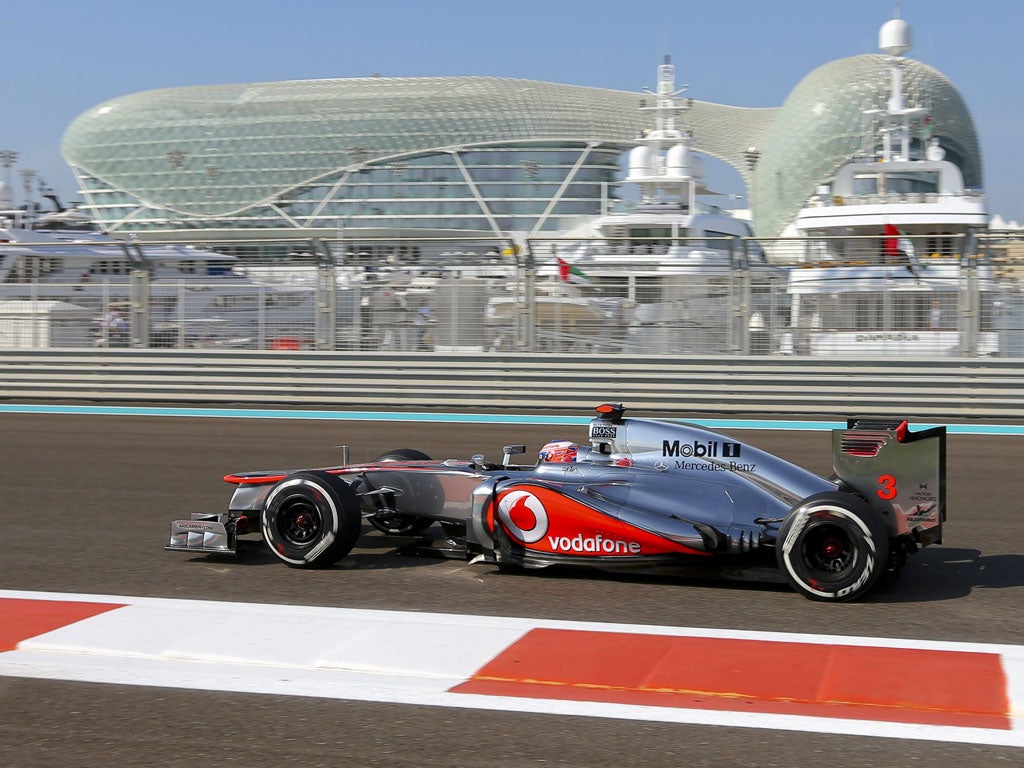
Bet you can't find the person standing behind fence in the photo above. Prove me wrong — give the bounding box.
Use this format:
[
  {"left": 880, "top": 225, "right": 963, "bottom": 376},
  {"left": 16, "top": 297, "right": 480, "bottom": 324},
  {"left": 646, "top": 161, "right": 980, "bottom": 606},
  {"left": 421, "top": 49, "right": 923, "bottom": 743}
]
[
  {"left": 105, "top": 308, "right": 128, "bottom": 346},
  {"left": 414, "top": 300, "right": 433, "bottom": 350}
]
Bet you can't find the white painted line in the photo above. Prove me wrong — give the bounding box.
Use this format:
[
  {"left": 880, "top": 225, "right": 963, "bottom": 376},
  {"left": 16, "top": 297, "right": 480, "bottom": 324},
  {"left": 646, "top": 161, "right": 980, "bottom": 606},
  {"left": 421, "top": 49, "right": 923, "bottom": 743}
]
[
  {"left": 6, "top": 594, "right": 529, "bottom": 680},
  {"left": 1004, "top": 652, "right": 1024, "bottom": 729}
]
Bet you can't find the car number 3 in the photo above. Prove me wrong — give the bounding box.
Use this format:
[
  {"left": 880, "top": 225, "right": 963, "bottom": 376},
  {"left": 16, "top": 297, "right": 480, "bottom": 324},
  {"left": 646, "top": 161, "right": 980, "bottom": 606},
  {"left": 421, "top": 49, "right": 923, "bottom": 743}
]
[{"left": 876, "top": 474, "right": 898, "bottom": 500}]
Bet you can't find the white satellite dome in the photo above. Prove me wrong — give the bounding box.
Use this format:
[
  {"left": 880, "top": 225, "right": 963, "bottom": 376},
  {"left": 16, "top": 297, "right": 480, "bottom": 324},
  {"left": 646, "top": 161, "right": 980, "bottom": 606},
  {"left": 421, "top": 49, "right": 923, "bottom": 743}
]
[
  {"left": 627, "top": 145, "right": 653, "bottom": 176},
  {"left": 879, "top": 17, "right": 912, "bottom": 56},
  {"left": 666, "top": 145, "right": 704, "bottom": 181},
  {"left": 666, "top": 144, "right": 691, "bottom": 176}
]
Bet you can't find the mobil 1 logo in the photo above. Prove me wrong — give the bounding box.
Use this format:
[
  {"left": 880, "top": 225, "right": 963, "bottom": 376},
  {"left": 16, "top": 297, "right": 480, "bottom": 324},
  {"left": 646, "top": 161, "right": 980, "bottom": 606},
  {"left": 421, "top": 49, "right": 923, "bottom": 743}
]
[{"left": 662, "top": 439, "right": 742, "bottom": 459}]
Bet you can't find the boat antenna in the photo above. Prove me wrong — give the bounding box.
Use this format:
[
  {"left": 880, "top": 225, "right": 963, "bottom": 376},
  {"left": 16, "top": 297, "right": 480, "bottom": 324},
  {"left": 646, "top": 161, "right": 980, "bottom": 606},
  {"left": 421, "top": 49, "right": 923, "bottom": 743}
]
[
  {"left": 628, "top": 56, "right": 702, "bottom": 210},
  {"left": 874, "top": 12, "right": 927, "bottom": 162}
]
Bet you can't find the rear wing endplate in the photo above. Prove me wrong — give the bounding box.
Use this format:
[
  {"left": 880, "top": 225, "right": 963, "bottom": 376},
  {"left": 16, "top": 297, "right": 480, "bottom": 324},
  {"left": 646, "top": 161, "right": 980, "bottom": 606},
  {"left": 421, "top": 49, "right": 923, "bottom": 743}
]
[{"left": 832, "top": 418, "right": 947, "bottom": 547}]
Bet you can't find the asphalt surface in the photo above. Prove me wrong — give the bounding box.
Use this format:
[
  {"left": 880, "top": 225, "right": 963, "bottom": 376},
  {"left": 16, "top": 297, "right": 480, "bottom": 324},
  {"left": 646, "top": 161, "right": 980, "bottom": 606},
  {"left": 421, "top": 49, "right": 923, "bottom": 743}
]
[{"left": 1, "top": 412, "right": 1023, "bottom": 767}]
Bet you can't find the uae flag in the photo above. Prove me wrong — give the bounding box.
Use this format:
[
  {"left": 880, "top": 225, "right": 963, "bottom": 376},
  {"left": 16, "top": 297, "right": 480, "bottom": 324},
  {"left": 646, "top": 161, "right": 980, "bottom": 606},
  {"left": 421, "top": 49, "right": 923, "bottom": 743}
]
[
  {"left": 884, "top": 223, "right": 922, "bottom": 276},
  {"left": 921, "top": 115, "right": 934, "bottom": 139},
  {"left": 556, "top": 257, "right": 592, "bottom": 284}
]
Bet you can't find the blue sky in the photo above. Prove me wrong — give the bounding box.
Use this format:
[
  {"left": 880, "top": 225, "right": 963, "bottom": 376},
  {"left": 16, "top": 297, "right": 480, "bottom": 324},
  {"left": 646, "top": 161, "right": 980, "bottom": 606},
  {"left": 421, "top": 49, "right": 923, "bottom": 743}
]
[{"left": 3, "top": 0, "right": 1022, "bottom": 222}]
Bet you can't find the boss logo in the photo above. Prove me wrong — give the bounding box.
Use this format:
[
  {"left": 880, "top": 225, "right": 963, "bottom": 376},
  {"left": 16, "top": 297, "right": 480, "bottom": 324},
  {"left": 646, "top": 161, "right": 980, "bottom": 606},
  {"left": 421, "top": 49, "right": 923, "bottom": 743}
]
[{"left": 590, "top": 425, "right": 618, "bottom": 439}]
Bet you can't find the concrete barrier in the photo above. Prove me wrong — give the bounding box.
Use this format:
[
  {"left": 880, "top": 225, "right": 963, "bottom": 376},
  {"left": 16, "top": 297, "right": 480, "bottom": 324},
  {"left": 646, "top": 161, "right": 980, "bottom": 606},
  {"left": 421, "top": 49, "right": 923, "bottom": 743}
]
[{"left": 0, "top": 349, "right": 1020, "bottom": 418}]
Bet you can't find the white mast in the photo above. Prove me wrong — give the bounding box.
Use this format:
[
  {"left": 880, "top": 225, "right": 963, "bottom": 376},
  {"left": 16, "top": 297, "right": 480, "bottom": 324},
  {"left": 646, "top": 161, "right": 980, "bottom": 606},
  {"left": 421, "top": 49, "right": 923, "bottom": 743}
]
[
  {"left": 625, "top": 55, "right": 704, "bottom": 211},
  {"left": 871, "top": 14, "right": 928, "bottom": 163}
]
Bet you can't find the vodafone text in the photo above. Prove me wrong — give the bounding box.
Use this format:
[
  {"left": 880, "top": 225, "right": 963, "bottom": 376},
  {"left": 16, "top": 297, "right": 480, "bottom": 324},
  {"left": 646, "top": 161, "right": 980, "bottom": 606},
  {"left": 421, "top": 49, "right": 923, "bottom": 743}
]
[{"left": 546, "top": 533, "right": 641, "bottom": 554}]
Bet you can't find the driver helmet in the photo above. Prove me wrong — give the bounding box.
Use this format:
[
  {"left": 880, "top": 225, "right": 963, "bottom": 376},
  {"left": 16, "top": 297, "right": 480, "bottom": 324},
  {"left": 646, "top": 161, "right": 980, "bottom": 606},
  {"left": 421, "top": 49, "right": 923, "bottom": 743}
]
[{"left": 538, "top": 439, "right": 578, "bottom": 463}]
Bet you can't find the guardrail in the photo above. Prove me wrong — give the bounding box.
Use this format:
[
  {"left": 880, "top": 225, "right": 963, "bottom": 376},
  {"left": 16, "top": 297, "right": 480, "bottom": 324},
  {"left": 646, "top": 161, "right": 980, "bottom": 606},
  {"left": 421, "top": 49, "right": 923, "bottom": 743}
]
[{"left": 1, "top": 349, "right": 1021, "bottom": 419}]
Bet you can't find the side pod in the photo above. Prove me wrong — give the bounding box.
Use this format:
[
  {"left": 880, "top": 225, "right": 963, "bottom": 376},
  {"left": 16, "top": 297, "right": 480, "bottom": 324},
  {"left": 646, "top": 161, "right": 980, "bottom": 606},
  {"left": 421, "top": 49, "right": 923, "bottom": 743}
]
[{"left": 831, "top": 418, "right": 946, "bottom": 549}]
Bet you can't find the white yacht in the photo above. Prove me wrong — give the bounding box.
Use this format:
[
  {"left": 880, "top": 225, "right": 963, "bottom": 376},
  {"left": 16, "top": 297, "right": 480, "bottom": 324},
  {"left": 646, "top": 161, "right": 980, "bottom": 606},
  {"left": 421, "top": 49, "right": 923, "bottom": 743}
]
[
  {"left": 539, "top": 56, "right": 779, "bottom": 354},
  {"left": 0, "top": 226, "right": 315, "bottom": 347},
  {"left": 783, "top": 13, "right": 994, "bottom": 356}
]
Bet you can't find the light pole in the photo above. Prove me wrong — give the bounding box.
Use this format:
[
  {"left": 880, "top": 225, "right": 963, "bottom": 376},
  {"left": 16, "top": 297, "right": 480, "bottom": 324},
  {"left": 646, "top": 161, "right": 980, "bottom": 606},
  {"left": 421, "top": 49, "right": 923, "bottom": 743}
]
[
  {"left": 0, "top": 150, "right": 19, "bottom": 196},
  {"left": 19, "top": 168, "right": 36, "bottom": 215}
]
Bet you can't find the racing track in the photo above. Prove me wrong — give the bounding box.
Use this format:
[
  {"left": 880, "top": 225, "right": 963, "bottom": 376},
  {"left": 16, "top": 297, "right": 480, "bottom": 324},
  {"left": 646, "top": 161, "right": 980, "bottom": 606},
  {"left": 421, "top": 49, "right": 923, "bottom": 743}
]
[{"left": 1, "top": 411, "right": 1023, "bottom": 767}]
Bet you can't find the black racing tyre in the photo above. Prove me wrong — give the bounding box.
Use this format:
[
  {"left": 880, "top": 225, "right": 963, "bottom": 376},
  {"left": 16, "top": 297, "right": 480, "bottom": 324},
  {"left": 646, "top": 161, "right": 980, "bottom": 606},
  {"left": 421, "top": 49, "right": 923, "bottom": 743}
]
[
  {"left": 261, "top": 470, "right": 362, "bottom": 568},
  {"left": 366, "top": 449, "right": 435, "bottom": 535},
  {"left": 776, "top": 492, "right": 888, "bottom": 602}
]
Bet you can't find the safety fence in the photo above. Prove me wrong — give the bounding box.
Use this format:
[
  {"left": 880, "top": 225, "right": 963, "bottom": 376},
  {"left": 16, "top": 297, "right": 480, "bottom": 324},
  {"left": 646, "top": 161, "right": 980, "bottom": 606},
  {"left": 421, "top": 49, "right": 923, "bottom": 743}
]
[
  {"left": 2, "top": 232, "right": 1024, "bottom": 358},
  {"left": 0, "top": 349, "right": 1021, "bottom": 419}
]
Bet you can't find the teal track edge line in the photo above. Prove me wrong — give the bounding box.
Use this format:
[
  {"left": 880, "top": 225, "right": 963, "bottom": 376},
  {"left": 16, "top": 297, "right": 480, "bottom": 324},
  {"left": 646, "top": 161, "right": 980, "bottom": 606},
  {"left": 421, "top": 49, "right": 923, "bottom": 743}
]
[{"left": 1, "top": 403, "right": 1023, "bottom": 435}]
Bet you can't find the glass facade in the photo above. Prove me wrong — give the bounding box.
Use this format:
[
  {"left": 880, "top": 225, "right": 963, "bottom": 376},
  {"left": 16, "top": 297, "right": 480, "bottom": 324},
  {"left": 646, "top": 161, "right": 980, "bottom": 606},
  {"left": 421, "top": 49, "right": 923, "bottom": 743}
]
[
  {"left": 61, "top": 78, "right": 653, "bottom": 237},
  {"left": 60, "top": 57, "right": 980, "bottom": 239},
  {"left": 752, "top": 55, "right": 981, "bottom": 236}
]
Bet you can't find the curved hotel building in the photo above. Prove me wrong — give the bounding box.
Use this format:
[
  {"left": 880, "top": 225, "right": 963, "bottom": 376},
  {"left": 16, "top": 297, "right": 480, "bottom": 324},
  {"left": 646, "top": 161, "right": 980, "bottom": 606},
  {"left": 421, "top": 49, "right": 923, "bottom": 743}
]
[{"left": 60, "top": 50, "right": 982, "bottom": 240}]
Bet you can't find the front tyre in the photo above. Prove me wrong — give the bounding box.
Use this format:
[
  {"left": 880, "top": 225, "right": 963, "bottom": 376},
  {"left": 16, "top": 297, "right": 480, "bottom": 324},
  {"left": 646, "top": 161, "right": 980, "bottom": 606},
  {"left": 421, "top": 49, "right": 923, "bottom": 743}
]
[
  {"left": 776, "top": 492, "right": 888, "bottom": 602},
  {"left": 261, "top": 470, "right": 362, "bottom": 568}
]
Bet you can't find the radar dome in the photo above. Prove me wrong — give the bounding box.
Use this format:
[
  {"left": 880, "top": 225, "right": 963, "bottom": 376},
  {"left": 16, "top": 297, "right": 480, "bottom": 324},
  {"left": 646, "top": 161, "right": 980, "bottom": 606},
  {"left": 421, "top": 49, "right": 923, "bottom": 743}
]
[
  {"left": 665, "top": 144, "right": 691, "bottom": 176},
  {"left": 666, "top": 147, "right": 704, "bottom": 181},
  {"left": 627, "top": 145, "right": 653, "bottom": 176},
  {"left": 879, "top": 18, "right": 912, "bottom": 56}
]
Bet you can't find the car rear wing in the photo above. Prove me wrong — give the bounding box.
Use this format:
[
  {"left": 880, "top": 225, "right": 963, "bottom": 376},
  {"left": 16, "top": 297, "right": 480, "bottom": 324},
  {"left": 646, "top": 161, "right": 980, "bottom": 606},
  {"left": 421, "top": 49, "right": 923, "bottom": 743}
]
[{"left": 831, "top": 418, "right": 947, "bottom": 548}]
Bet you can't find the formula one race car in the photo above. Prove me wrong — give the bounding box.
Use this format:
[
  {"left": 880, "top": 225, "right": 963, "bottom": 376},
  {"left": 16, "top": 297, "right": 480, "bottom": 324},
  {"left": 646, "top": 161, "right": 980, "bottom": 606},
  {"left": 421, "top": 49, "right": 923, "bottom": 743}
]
[{"left": 167, "top": 404, "right": 947, "bottom": 602}]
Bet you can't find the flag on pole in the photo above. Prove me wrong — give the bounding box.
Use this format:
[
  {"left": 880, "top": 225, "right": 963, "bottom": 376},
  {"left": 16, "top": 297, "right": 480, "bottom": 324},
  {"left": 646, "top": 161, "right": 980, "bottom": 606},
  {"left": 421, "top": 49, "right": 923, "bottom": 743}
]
[
  {"left": 556, "top": 257, "right": 592, "bottom": 285},
  {"left": 883, "top": 223, "right": 900, "bottom": 258},
  {"left": 921, "top": 115, "right": 934, "bottom": 139},
  {"left": 896, "top": 234, "right": 916, "bottom": 261},
  {"left": 883, "top": 223, "right": 922, "bottom": 277}
]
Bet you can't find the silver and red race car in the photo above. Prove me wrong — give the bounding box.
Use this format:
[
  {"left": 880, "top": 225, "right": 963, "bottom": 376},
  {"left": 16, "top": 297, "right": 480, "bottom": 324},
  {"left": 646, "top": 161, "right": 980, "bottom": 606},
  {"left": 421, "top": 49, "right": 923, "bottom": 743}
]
[{"left": 167, "top": 404, "right": 947, "bottom": 602}]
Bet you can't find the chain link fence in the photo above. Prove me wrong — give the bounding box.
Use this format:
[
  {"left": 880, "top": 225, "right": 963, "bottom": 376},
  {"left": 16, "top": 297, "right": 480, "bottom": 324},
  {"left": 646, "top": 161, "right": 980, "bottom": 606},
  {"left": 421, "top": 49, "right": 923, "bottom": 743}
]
[{"left": 2, "top": 232, "right": 1023, "bottom": 356}]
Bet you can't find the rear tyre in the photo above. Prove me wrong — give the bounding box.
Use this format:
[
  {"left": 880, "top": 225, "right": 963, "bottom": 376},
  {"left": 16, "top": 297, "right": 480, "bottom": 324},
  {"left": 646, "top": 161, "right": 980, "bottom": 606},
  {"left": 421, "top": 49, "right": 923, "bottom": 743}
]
[
  {"left": 366, "top": 449, "right": 435, "bottom": 535},
  {"left": 261, "top": 470, "right": 362, "bottom": 568},
  {"left": 776, "top": 492, "right": 888, "bottom": 602}
]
